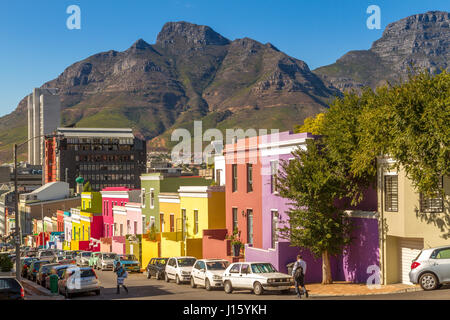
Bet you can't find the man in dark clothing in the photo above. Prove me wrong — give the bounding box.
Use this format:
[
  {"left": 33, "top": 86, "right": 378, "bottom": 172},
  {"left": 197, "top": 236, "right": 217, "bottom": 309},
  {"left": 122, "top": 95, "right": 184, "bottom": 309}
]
[{"left": 292, "top": 255, "right": 308, "bottom": 298}]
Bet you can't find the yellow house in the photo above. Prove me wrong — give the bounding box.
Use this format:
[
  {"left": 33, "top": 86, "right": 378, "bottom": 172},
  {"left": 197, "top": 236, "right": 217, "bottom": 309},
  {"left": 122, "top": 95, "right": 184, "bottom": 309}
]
[
  {"left": 377, "top": 158, "right": 450, "bottom": 284},
  {"left": 178, "top": 186, "right": 226, "bottom": 258},
  {"left": 159, "top": 193, "right": 184, "bottom": 257},
  {"left": 70, "top": 208, "right": 81, "bottom": 251}
]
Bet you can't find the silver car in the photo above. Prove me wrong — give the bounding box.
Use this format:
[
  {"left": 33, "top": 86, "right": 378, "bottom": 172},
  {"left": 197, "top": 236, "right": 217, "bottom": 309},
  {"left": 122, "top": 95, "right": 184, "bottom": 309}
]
[
  {"left": 96, "top": 253, "right": 117, "bottom": 271},
  {"left": 58, "top": 267, "right": 101, "bottom": 298},
  {"left": 76, "top": 251, "right": 92, "bottom": 267},
  {"left": 409, "top": 245, "right": 450, "bottom": 290}
]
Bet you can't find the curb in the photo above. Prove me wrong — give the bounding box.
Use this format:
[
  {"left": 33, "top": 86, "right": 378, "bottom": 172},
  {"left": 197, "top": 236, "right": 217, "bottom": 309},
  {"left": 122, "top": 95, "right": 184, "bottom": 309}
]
[
  {"left": 21, "top": 278, "right": 65, "bottom": 299},
  {"left": 307, "top": 286, "right": 423, "bottom": 298}
]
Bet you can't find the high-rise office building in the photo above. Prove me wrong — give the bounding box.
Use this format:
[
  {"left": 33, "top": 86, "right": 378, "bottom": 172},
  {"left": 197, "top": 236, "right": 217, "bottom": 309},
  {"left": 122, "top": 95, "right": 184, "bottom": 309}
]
[
  {"left": 45, "top": 128, "right": 147, "bottom": 191},
  {"left": 27, "top": 88, "right": 61, "bottom": 165}
]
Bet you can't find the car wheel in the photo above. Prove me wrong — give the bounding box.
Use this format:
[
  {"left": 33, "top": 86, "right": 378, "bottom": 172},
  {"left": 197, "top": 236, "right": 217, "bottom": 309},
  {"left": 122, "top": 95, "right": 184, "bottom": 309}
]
[
  {"left": 176, "top": 275, "right": 181, "bottom": 285},
  {"left": 165, "top": 272, "right": 170, "bottom": 282},
  {"left": 253, "top": 282, "right": 264, "bottom": 295},
  {"left": 191, "top": 277, "right": 196, "bottom": 288},
  {"left": 95, "top": 290, "right": 100, "bottom": 296},
  {"left": 147, "top": 271, "right": 151, "bottom": 279},
  {"left": 224, "top": 281, "right": 233, "bottom": 294},
  {"left": 205, "top": 279, "right": 212, "bottom": 291},
  {"left": 419, "top": 273, "right": 438, "bottom": 291}
]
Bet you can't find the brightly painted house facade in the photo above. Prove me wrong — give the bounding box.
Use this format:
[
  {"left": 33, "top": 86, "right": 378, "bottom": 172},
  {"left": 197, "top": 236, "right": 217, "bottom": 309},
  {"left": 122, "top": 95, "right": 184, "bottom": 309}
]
[
  {"left": 159, "top": 193, "right": 183, "bottom": 257},
  {"left": 377, "top": 158, "right": 450, "bottom": 284}
]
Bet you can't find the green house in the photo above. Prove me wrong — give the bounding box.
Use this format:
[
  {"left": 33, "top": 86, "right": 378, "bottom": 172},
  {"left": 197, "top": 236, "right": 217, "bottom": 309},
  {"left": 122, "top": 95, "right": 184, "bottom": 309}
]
[{"left": 140, "top": 173, "right": 212, "bottom": 234}]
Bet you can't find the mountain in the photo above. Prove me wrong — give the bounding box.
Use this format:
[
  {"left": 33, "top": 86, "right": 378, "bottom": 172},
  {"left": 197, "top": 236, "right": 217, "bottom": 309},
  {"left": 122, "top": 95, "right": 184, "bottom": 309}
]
[
  {"left": 0, "top": 21, "right": 339, "bottom": 163},
  {"left": 314, "top": 11, "right": 450, "bottom": 91}
]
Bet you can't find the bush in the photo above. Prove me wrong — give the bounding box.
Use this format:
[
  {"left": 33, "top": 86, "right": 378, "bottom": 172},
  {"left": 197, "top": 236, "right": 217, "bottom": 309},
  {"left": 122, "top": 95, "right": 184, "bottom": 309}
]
[{"left": 0, "top": 254, "right": 13, "bottom": 272}]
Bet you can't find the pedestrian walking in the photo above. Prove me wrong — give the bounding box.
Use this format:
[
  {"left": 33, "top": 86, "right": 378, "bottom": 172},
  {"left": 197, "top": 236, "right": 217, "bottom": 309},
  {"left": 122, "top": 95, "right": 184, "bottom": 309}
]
[
  {"left": 114, "top": 261, "right": 128, "bottom": 294},
  {"left": 292, "top": 254, "right": 308, "bottom": 298}
]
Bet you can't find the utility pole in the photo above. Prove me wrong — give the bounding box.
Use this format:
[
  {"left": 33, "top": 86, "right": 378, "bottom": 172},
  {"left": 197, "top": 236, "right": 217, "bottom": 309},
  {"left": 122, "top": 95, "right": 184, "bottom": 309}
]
[
  {"left": 41, "top": 203, "right": 44, "bottom": 249},
  {"left": 13, "top": 144, "right": 21, "bottom": 280}
]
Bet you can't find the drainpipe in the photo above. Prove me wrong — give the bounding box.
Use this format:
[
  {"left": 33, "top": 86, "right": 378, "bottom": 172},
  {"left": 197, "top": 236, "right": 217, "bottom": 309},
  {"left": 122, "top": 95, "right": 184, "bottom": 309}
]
[{"left": 378, "top": 159, "right": 386, "bottom": 286}]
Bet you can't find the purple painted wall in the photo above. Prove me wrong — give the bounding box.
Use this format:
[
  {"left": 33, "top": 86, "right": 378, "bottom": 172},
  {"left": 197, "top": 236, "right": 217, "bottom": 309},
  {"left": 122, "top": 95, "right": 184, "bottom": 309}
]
[{"left": 245, "top": 130, "right": 380, "bottom": 283}]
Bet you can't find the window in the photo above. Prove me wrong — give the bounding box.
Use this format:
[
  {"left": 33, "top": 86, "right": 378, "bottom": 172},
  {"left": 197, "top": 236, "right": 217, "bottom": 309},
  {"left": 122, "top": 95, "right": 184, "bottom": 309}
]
[
  {"left": 114, "top": 223, "right": 117, "bottom": 236},
  {"left": 134, "top": 221, "right": 137, "bottom": 234},
  {"left": 82, "top": 225, "right": 85, "bottom": 241},
  {"left": 150, "top": 189, "right": 155, "bottom": 208},
  {"left": 232, "top": 164, "right": 238, "bottom": 192},
  {"left": 120, "top": 224, "right": 123, "bottom": 236},
  {"left": 232, "top": 208, "right": 238, "bottom": 232},
  {"left": 160, "top": 213, "right": 164, "bottom": 232},
  {"left": 271, "top": 210, "right": 278, "bottom": 249},
  {"left": 181, "top": 209, "right": 187, "bottom": 239},
  {"left": 216, "top": 169, "right": 222, "bottom": 185},
  {"left": 170, "top": 214, "right": 175, "bottom": 233},
  {"left": 229, "top": 264, "right": 241, "bottom": 274},
  {"left": 270, "top": 160, "right": 279, "bottom": 193},
  {"left": 247, "top": 164, "right": 253, "bottom": 192},
  {"left": 247, "top": 209, "right": 254, "bottom": 245},
  {"left": 141, "top": 188, "right": 146, "bottom": 208},
  {"left": 384, "top": 175, "right": 398, "bottom": 212},
  {"left": 241, "top": 264, "right": 250, "bottom": 274},
  {"left": 194, "top": 210, "right": 199, "bottom": 234},
  {"left": 420, "top": 177, "right": 444, "bottom": 213},
  {"left": 431, "top": 248, "right": 450, "bottom": 259},
  {"left": 127, "top": 220, "right": 130, "bottom": 234}
]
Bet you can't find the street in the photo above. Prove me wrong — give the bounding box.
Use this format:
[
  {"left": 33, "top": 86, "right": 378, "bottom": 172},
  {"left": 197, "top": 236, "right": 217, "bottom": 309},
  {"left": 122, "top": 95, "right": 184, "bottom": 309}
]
[{"left": 59, "top": 269, "right": 450, "bottom": 300}]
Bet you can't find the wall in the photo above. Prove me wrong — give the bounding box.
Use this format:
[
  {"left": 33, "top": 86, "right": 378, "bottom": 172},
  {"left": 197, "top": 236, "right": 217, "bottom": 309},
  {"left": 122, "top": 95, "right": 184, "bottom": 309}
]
[
  {"left": 141, "top": 237, "right": 160, "bottom": 268},
  {"left": 207, "top": 190, "right": 226, "bottom": 230},
  {"left": 160, "top": 232, "right": 184, "bottom": 257},
  {"left": 202, "top": 229, "right": 230, "bottom": 261},
  {"left": 180, "top": 192, "right": 208, "bottom": 240},
  {"left": 91, "top": 216, "right": 104, "bottom": 240},
  {"left": 186, "top": 238, "right": 203, "bottom": 259},
  {"left": 112, "top": 236, "right": 126, "bottom": 254},
  {"left": 386, "top": 235, "right": 400, "bottom": 284}
]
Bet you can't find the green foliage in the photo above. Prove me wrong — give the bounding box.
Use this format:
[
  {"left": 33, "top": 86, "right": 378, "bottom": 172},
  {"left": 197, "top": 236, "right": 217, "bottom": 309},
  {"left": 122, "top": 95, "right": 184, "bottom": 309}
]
[
  {"left": 295, "top": 113, "right": 325, "bottom": 135},
  {"left": 277, "top": 140, "right": 353, "bottom": 259},
  {"left": 147, "top": 224, "right": 157, "bottom": 241},
  {"left": 226, "top": 228, "right": 244, "bottom": 247},
  {"left": 83, "top": 181, "right": 93, "bottom": 192},
  {"left": 0, "top": 254, "right": 13, "bottom": 272}
]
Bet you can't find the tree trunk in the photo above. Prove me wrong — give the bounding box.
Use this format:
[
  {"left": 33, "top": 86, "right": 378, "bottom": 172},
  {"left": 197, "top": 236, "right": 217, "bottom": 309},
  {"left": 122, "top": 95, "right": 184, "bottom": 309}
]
[{"left": 322, "top": 250, "right": 333, "bottom": 284}]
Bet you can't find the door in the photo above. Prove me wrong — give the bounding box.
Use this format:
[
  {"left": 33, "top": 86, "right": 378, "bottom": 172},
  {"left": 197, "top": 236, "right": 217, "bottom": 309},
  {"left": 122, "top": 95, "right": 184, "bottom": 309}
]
[
  {"left": 192, "top": 261, "right": 205, "bottom": 285},
  {"left": 166, "top": 258, "right": 175, "bottom": 279},
  {"left": 271, "top": 211, "right": 278, "bottom": 249},
  {"left": 239, "top": 264, "right": 253, "bottom": 289},
  {"left": 227, "top": 264, "right": 241, "bottom": 288},
  {"left": 160, "top": 214, "right": 164, "bottom": 232},
  {"left": 430, "top": 247, "right": 450, "bottom": 282},
  {"left": 400, "top": 238, "right": 424, "bottom": 284},
  {"left": 247, "top": 210, "right": 253, "bottom": 245}
]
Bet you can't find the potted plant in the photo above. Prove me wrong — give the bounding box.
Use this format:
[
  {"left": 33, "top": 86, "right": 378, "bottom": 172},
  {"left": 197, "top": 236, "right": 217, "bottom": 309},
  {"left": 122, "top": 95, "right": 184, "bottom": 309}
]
[
  {"left": 0, "top": 254, "right": 13, "bottom": 272},
  {"left": 227, "top": 228, "right": 243, "bottom": 257}
]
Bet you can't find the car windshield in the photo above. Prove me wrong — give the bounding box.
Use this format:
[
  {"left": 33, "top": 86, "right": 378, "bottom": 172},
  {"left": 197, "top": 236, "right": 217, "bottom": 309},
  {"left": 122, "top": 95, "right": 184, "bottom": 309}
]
[
  {"left": 120, "top": 255, "right": 137, "bottom": 261},
  {"left": 206, "top": 261, "right": 229, "bottom": 270},
  {"left": 81, "top": 252, "right": 92, "bottom": 257},
  {"left": 177, "top": 258, "right": 196, "bottom": 267},
  {"left": 40, "top": 251, "right": 54, "bottom": 257},
  {"left": 103, "top": 254, "right": 116, "bottom": 260},
  {"left": 251, "top": 263, "right": 277, "bottom": 273},
  {"left": 80, "top": 269, "right": 96, "bottom": 278}
]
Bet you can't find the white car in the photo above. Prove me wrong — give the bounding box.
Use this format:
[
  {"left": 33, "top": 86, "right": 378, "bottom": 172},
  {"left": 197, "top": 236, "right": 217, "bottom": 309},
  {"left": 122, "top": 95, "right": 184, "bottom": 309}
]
[
  {"left": 222, "top": 262, "right": 293, "bottom": 295},
  {"left": 190, "top": 259, "right": 229, "bottom": 291},
  {"left": 164, "top": 256, "right": 197, "bottom": 284}
]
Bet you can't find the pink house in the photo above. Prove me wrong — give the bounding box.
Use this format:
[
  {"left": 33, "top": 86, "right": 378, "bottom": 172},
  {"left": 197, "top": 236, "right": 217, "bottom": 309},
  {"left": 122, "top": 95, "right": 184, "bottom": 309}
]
[{"left": 100, "top": 187, "right": 132, "bottom": 239}]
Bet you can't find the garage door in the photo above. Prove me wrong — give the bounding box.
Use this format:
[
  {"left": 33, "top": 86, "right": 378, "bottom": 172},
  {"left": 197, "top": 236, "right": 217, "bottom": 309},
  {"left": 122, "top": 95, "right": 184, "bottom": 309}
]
[{"left": 400, "top": 238, "right": 424, "bottom": 284}]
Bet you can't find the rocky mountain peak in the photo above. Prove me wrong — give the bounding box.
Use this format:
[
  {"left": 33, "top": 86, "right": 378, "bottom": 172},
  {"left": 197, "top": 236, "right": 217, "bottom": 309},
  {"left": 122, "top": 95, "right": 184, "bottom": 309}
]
[
  {"left": 156, "top": 21, "right": 230, "bottom": 47},
  {"left": 129, "top": 38, "right": 153, "bottom": 50}
]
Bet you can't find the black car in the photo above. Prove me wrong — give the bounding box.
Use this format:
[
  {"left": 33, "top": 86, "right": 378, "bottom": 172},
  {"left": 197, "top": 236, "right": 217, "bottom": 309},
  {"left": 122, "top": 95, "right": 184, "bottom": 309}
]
[
  {"left": 146, "top": 258, "right": 169, "bottom": 280},
  {"left": 0, "top": 277, "right": 24, "bottom": 300}
]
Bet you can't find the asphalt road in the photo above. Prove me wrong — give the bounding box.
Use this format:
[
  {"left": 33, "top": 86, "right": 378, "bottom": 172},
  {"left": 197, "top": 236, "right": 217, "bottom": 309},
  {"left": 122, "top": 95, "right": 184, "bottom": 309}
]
[{"left": 65, "top": 270, "right": 450, "bottom": 300}]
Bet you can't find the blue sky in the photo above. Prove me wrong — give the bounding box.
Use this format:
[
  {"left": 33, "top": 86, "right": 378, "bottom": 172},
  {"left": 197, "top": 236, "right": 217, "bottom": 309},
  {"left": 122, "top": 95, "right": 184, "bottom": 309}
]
[{"left": 0, "top": 0, "right": 448, "bottom": 116}]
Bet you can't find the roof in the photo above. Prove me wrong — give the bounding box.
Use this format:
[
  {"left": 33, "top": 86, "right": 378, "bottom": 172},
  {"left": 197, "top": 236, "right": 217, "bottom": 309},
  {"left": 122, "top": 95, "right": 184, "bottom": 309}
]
[{"left": 56, "top": 127, "right": 134, "bottom": 139}]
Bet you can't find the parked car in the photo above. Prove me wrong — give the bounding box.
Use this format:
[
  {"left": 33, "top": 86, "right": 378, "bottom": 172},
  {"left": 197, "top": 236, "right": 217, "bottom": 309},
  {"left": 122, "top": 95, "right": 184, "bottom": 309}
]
[
  {"left": 36, "top": 263, "right": 60, "bottom": 287},
  {"left": 409, "top": 245, "right": 450, "bottom": 290},
  {"left": 0, "top": 276, "right": 24, "bottom": 300},
  {"left": 96, "top": 253, "right": 117, "bottom": 271},
  {"left": 44, "top": 264, "right": 77, "bottom": 290},
  {"left": 37, "top": 250, "right": 57, "bottom": 262},
  {"left": 165, "top": 256, "right": 197, "bottom": 284},
  {"left": 113, "top": 254, "right": 141, "bottom": 273},
  {"left": 21, "top": 257, "right": 39, "bottom": 279},
  {"left": 222, "top": 262, "right": 293, "bottom": 295},
  {"left": 88, "top": 252, "right": 101, "bottom": 268},
  {"left": 28, "top": 260, "right": 46, "bottom": 282},
  {"left": 76, "top": 251, "right": 92, "bottom": 267},
  {"left": 58, "top": 267, "right": 101, "bottom": 298},
  {"left": 190, "top": 259, "right": 229, "bottom": 291},
  {"left": 146, "top": 258, "right": 169, "bottom": 280}
]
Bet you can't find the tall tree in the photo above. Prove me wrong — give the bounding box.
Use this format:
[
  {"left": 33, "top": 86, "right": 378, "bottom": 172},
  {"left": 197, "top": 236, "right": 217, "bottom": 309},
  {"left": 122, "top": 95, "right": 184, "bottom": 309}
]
[{"left": 277, "top": 139, "right": 353, "bottom": 284}]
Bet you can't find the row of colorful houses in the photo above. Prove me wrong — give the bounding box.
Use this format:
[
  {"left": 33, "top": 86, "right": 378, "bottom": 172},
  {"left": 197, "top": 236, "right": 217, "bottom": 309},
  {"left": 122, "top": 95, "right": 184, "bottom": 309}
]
[{"left": 33, "top": 130, "right": 449, "bottom": 286}]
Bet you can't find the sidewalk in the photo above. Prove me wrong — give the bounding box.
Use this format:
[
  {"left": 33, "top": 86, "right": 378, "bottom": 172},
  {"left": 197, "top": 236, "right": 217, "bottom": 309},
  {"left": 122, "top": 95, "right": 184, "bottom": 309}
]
[
  {"left": 302, "top": 281, "right": 422, "bottom": 297},
  {"left": 21, "top": 278, "right": 65, "bottom": 300}
]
